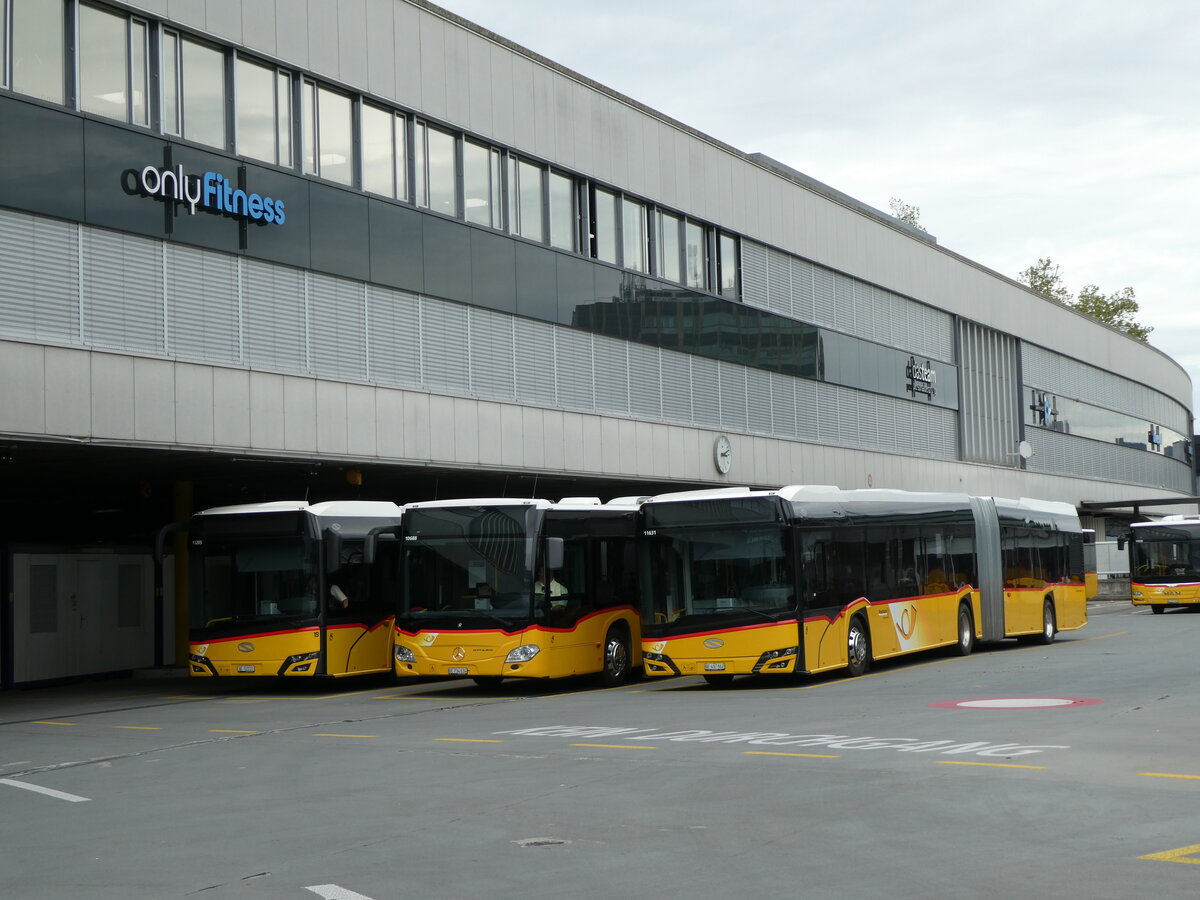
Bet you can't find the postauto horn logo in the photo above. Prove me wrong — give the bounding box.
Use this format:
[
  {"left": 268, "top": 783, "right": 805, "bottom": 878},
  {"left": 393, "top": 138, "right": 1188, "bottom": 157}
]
[{"left": 136, "top": 164, "right": 286, "bottom": 225}]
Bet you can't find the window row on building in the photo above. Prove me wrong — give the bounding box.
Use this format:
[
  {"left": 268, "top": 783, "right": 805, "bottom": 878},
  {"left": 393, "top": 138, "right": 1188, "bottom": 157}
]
[{"left": 0, "top": 0, "right": 741, "bottom": 298}]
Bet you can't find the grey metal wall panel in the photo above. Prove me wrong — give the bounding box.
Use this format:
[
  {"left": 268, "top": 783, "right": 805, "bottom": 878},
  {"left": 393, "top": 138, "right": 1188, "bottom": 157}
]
[
  {"left": 337, "top": 0, "right": 369, "bottom": 92},
  {"left": 134, "top": 357, "right": 176, "bottom": 441},
  {"left": 442, "top": 15, "right": 470, "bottom": 127},
  {"left": 166, "top": 244, "right": 238, "bottom": 365},
  {"left": 81, "top": 229, "right": 163, "bottom": 354},
  {"left": 239, "top": 0, "right": 277, "bottom": 58},
  {"left": 44, "top": 346, "right": 91, "bottom": 436},
  {"left": 364, "top": 0, "right": 396, "bottom": 99},
  {"left": 1027, "top": 427, "right": 1192, "bottom": 493},
  {"left": 204, "top": 0, "right": 243, "bottom": 43},
  {"left": 392, "top": 0, "right": 422, "bottom": 111},
  {"left": 274, "top": 0, "right": 309, "bottom": 69},
  {"left": 417, "top": 12, "right": 448, "bottom": 121},
  {"left": 465, "top": 32, "right": 493, "bottom": 138},
  {"left": 307, "top": 0, "right": 339, "bottom": 79}
]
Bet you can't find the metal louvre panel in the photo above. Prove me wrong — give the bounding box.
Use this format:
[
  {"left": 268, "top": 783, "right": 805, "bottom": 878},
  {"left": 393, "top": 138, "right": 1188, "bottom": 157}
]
[
  {"left": 421, "top": 298, "right": 470, "bottom": 393},
  {"left": 467, "top": 307, "right": 516, "bottom": 401},
  {"left": 366, "top": 284, "right": 422, "bottom": 388},
  {"left": 628, "top": 343, "right": 663, "bottom": 419},
  {"left": 690, "top": 356, "right": 721, "bottom": 427},
  {"left": 790, "top": 257, "right": 815, "bottom": 322},
  {"left": 796, "top": 378, "right": 819, "bottom": 440},
  {"left": 739, "top": 240, "right": 770, "bottom": 309},
  {"left": 833, "top": 272, "right": 856, "bottom": 334},
  {"left": 1023, "top": 342, "right": 1189, "bottom": 433},
  {"left": 1027, "top": 428, "right": 1193, "bottom": 493},
  {"left": 873, "top": 392, "right": 900, "bottom": 450},
  {"left": 719, "top": 362, "right": 748, "bottom": 432},
  {"left": 958, "top": 320, "right": 1019, "bottom": 465},
  {"left": 514, "top": 317, "right": 558, "bottom": 407},
  {"left": 769, "top": 372, "right": 798, "bottom": 437},
  {"left": 242, "top": 259, "right": 306, "bottom": 372},
  {"left": 853, "top": 280, "right": 876, "bottom": 343},
  {"left": 592, "top": 333, "right": 630, "bottom": 415},
  {"left": 81, "top": 228, "right": 163, "bottom": 353},
  {"left": 308, "top": 274, "right": 367, "bottom": 381},
  {"left": 166, "top": 244, "right": 239, "bottom": 364},
  {"left": 0, "top": 211, "right": 79, "bottom": 343},
  {"left": 659, "top": 347, "right": 693, "bottom": 422},
  {"left": 554, "top": 327, "right": 594, "bottom": 410},
  {"left": 812, "top": 265, "right": 836, "bottom": 328},
  {"left": 766, "top": 247, "right": 792, "bottom": 316},
  {"left": 746, "top": 367, "right": 773, "bottom": 434}
]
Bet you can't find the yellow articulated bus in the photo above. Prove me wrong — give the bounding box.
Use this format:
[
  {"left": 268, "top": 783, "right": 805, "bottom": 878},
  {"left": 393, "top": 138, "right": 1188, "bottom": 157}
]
[
  {"left": 173, "top": 500, "right": 404, "bottom": 679},
  {"left": 639, "top": 486, "right": 1088, "bottom": 686},
  {"left": 379, "top": 497, "right": 642, "bottom": 687},
  {"left": 1127, "top": 516, "right": 1200, "bottom": 613}
]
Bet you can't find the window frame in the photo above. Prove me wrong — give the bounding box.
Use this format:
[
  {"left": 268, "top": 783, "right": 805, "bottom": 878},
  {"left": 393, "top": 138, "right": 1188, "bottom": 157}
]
[{"left": 234, "top": 53, "right": 293, "bottom": 167}]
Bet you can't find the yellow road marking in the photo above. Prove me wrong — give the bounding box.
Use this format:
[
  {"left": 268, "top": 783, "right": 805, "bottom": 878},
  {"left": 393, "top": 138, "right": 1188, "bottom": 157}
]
[
  {"left": 744, "top": 751, "right": 839, "bottom": 759},
  {"left": 112, "top": 726, "right": 161, "bottom": 731},
  {"left": 210, "top": 729, "right": 258, "bottom": 734},
  {"left": 436, "top": 738, "right": 504, "bottom": 744},
  {"left": 1141, "top": 772, "right": 1200, "bottom": 781},
  {"left": 32, "top": 721, "right": 74, "bottom": 727},
  {"left": 936, "top": 760, "right": 1045, "bottom": 770},
  {"left": 1140, "top": 844, "right": 1200, "bottom": 864},
  {"left": 570, "top": 743, "right": 657, "bottom": 750},
  {"left": 313, "top": 733, "right": 377, "bottom": 739}
]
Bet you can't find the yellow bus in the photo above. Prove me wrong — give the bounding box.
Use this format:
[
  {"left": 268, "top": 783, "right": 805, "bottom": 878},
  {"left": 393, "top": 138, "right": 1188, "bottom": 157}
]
[
  {"left": 176, "top": 500, "right": 404, "bottom": 679},
  {"left": 639, "top": 486, "right": 1088, "bottom": 685},
  {"left": 384, "top": 497, "right": 643, "bottom": 687},
  {"left": 1127, "top": 517, "right": 1200, "bottom": 613}
]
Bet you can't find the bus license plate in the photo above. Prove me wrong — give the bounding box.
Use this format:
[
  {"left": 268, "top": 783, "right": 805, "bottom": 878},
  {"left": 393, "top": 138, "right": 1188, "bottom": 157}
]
[
  {"left": 237, "top": 665, "right": 255, "bottom": 673},
  {"left": 448, "top": 667, "right": 468, "bottom": 675},
  {"left": 704, "top": 662, "right": 726, "bottom": 671}
]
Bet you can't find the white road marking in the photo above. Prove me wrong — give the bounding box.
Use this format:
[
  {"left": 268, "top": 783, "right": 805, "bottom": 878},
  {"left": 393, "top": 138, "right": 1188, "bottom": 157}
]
[
  {"left": 304, "top": 885, "right": 377, "bottom": 900},
  {"left": 0, "top": 777, "right": 91, "bottom": 803}
]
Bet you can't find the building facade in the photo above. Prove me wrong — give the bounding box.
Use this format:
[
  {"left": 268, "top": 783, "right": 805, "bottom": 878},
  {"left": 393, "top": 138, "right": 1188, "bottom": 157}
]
[{"left": 0, "top": 0, "right": 1193, "bottom": 684}]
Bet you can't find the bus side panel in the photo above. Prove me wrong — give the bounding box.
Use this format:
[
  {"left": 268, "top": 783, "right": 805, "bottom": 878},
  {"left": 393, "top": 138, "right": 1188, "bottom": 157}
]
[
  {"left": 647, "top": 621, "right": 802, "bottom": 677},
  {"left": 190, "top": 629, "right": 321, "bottom": 677},
  {"left": 543, "top": 607, "right": 641, "bottom": 677},
  {"left": 1003, "top": 588, "right": 1044, "bottom": 636},
  {"left": 868, "top": 592, "right": 965, "bottom": 661},
  {"left": 332, "top": 617, "right": 395, "bottom": 676},
  {"left": 808, "top": 602, "right": 868, "bottom": 673},
  {"left": 1053, "top": 584, "right": 1088, "bottom": 632}
]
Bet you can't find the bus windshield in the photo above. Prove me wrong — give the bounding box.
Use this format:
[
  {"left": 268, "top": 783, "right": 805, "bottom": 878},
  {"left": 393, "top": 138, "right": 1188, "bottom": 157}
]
[
  {"left": 641, "top": 523, "right": 795, "bottom": 626},
  {"left": 1132, "top": 525, "right": 1200, "bottom": 583},
  {"left": 400, "top": 506, "right": 537, "bottom": 621},
  {"left": 192, "top": 537, "right": 318, "bottom": 627}
]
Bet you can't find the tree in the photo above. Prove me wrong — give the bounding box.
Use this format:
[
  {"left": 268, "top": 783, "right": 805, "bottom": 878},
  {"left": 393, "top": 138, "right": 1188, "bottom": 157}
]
[
  {"left": 1072, "top": 284, "right": 1153, "bottom": 341},
  {"left": 1018, "top": 257, "right": 1152, "bottom": 342},
  {"left": 888, "top": 197, "right": 926, "bottom": 232}
]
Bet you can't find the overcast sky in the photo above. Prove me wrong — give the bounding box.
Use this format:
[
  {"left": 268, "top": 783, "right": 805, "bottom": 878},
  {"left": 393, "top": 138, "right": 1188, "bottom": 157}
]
[{"left": 441, "top": 0, "right": 1200, "bottom": 416}]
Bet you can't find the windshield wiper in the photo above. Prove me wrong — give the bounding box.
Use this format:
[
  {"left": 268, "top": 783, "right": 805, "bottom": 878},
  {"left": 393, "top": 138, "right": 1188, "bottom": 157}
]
[{"left": 715, "top": 605, "right": 788, "bottom": 624}]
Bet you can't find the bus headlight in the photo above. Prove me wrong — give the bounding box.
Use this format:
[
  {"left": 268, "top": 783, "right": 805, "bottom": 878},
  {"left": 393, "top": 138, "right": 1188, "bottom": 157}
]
[
  {"left": 505, "top": 644, "right": 540, "bottom": 663},
  {"left": 394, "top": 646, "right": 416, "bottom": 663},
  {"left": 280, "top": 651, "right": 320, "bottom": 675}
]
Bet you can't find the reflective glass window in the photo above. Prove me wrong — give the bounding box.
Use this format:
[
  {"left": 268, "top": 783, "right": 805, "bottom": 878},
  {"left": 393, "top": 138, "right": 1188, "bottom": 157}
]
[
  {"left": 657, "top": 210, "right": 681, "bottom": 282},
  {"left": 718, "top": 233, "right": 739, "bottom": 298},
  {"left": 684, "top": 220, "right": 706, "bottom": 289},
  {"left": 78, "top": 5, "right": 126, "bottom": 121},
  {"left": 317, "top": 86, "right": 352, "bottom": 185},
  {"left": 424, "top": 124, "right": 457, "bottom": 216},
  {"left": 591, "top": 186, "right": 617, "bottom": 264},
  {"left": 11, "top": 0, "right": 63, "bottom": 104},
  {"left": 517, "top": 159, "right": 544, "bottom": 241},
  {"left": 236, "top": 57, "right": 279, "bottom": 163},
  {"left": 463, "top": 139, "right": 498, "bottom": 227},
  {"left": 129, "top": 21, "right": 147, "bottom": 125},
  {"left": 622, "top": 198, "right": 646, "bottom": 272},
  {"left": 162, "top": 31, "right": 179, "bottom": 134},
  {"left": 362, "top": 103, "right": 397, "bottom": 197},
  {"left": 548, "top": 171, "right": 575, "bottom": 250},
  {"left": 302, "top": 80, "right": 316, "bottom": 174},
  {"left": 181, "top": 38, "right": 226, "bottom": 149},
  {"left": 1, "top": 0, "right": 7, "bottom": 89}
]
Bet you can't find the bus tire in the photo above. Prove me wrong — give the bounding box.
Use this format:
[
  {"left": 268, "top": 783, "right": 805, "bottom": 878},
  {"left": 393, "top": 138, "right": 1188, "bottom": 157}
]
[
  {"left": 703, "top": 674, "right": 734, "bottom": 687},
  {"left": 1151, "top": 605, "right": 1166, "bottom": 614},
  {"left": 955, "top": 603, "right": 975, "bottom": 656},
  {"left": 846, "top": 615, "right": 871, "bottom": 677},
  {"left": 1033, "top": 600, "right": 1056, "bottom": 645},
  {"left": 600, "top": 626, "right": 632, "bottom": 686},
  {"left": 472, "top": 676, "right": 503, "bottom": 689}
]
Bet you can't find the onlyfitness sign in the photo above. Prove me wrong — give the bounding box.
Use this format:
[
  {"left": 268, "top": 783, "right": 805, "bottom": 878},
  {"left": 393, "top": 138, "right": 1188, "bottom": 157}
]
[{"left": 135, "top": 164, "right": 286, "bottom": 225}]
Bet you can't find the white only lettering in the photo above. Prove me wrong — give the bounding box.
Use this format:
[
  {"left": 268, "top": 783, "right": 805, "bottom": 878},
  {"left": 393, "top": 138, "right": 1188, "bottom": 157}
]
[{"left": 495, "top": 725, "right": 1070, "bottom": 758}]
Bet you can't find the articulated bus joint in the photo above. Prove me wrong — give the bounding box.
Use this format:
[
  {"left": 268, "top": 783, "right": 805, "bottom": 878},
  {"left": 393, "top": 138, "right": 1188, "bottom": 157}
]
[
  {"left": 188, "top": 653, "right": 217, "bottom": 677},
  {"left": 643, "top": 651, "right": 680, "bottom": 676},
  {"left": 751, "top": 646, "right": 800, "bottom": 674}
]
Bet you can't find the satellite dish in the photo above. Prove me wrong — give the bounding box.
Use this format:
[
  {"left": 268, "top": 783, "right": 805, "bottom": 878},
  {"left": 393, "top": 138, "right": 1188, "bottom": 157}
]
[{"left": 1016, "top": 441, "right": 1033, "bottom": 460}]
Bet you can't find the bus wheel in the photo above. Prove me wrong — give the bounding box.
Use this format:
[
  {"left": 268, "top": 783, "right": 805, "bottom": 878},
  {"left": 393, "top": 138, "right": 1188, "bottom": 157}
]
[
  {"left": 703, "top": 674, "right": 734, "bottom": 687},
  {"left": 955, "top": 604, "right": 975, "bottom": 656},
  {"left": 1033, "top": 600, "right": 1056, "bottom": 645},
  {"left": 1151, "top": 605, "right": 1166, "bottom": 615},
  {"left": 846, "top": 616, "right": 871, "bottom": 677},
  {"left": 472, "top": 676, "right": 503, "bottom": 689},
  {"left": 600, "top": 627, "right": 632, "bottom": 686}
]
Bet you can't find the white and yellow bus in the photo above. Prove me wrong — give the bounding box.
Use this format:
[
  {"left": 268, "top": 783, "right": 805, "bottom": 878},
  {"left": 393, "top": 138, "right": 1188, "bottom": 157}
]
[
  {"left": 384, "top": 497, "right": 643, "bottom": 687},
  {"left": 1128, "top": 516, "right": 1200, "bottom": 613},
  {"left": 639, "top": 486, "right": 1088, "bottom": 685},
  {"left": 177, "top": 500, "right": 404, "bottom": 679}
]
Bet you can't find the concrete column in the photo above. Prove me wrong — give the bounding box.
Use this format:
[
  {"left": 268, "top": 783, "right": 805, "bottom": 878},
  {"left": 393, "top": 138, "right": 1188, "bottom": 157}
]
[{"left": 172, "top": 481, "right": 194, "bottom": 666}]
